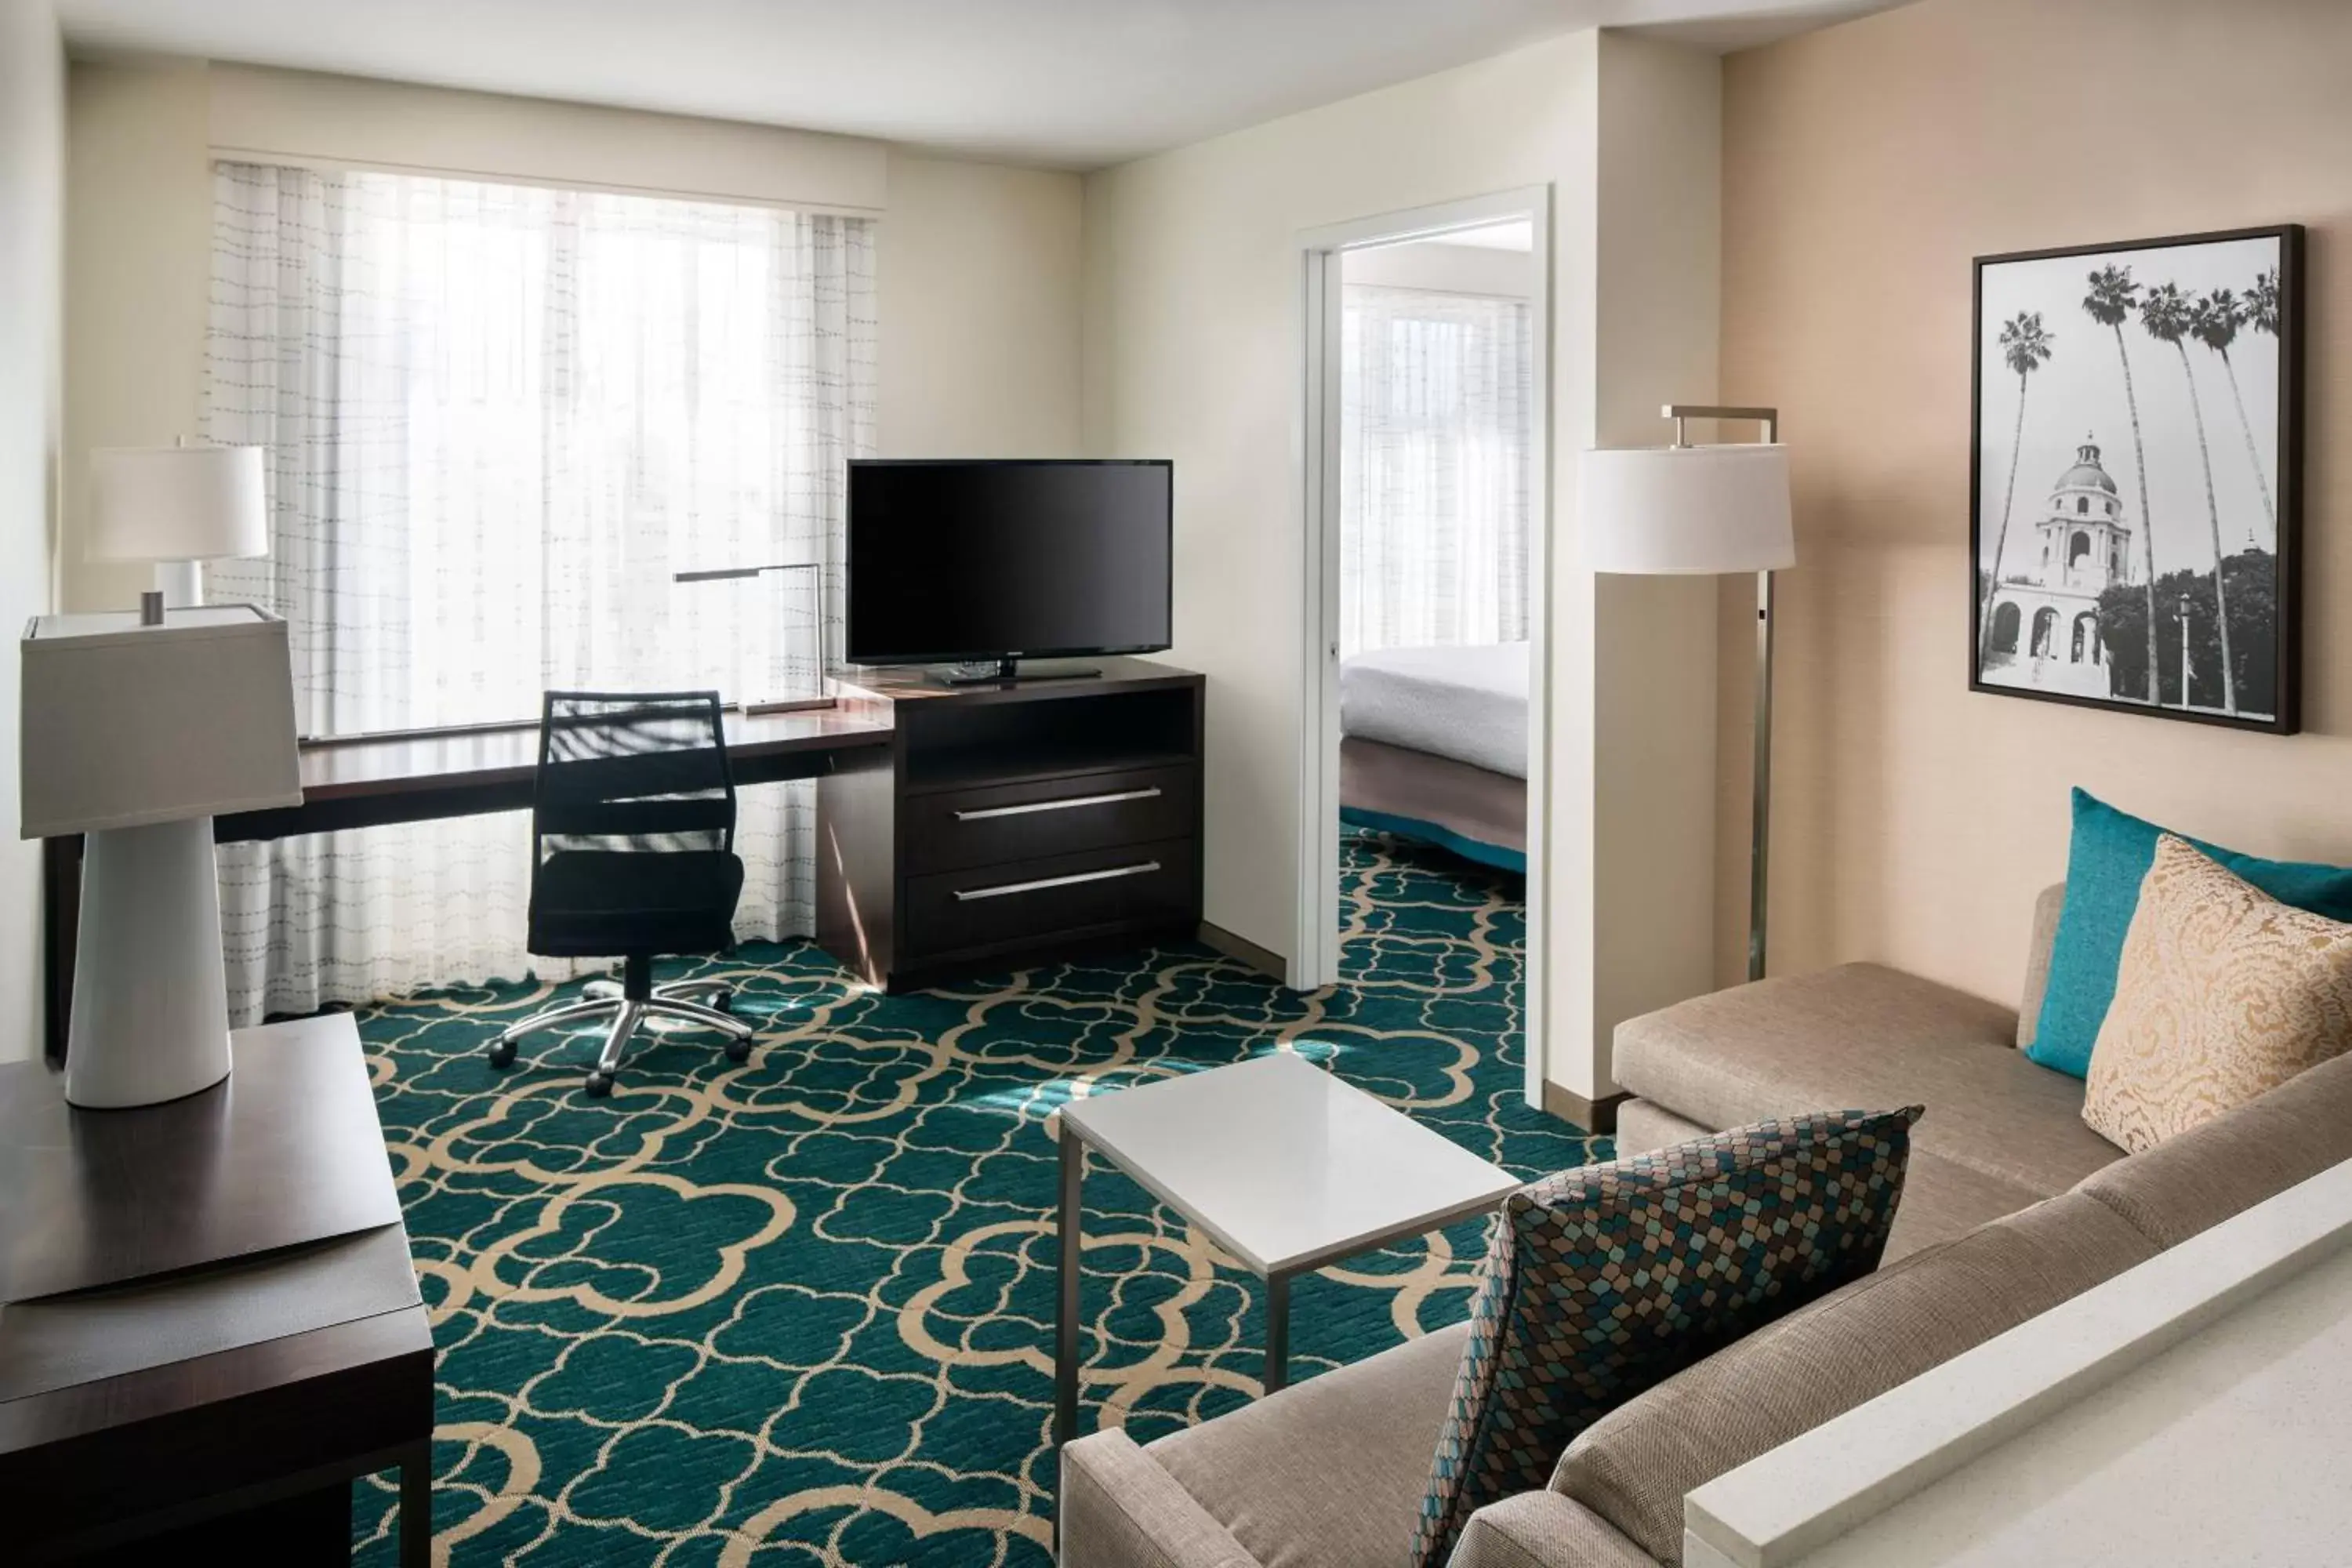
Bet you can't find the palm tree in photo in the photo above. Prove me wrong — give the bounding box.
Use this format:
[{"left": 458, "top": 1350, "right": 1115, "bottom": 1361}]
[
  {"left": 2141, "top": 281, "right": 2235, "bottom": 714},
  {"left": 2249, "top": 265, "right": 2281, "bottom": 336},
  {"left": 2082, "top": 264, "right": 2158, "bottom": 702},
  {"left": 2190, "top": 287, "right": 2274, "bottom": 543},
  {"left": 1980, "top": 310, "right": 2054, "bottom": 670}
]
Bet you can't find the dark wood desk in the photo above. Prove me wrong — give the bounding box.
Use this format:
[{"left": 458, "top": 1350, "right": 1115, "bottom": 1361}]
[
  {"left": 41, "top": 705, "right": 895, "bottom": 1063},
  {"left": 0, "top": 1014, "right": 434, "bottom": 1564}
]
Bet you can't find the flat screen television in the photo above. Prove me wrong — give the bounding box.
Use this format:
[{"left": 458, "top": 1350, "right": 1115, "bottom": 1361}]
[{"left": 846, "top": 459, "right": 1173, "bottom": 678}]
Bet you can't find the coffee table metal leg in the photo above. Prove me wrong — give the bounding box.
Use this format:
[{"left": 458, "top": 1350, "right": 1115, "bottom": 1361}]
[
  {"left": 1054, "top": 1125, "right": 1085, "bottom": 1449},
  {"left": 1263, "top": 1271, "right": 1290, "bottom": 1395}
]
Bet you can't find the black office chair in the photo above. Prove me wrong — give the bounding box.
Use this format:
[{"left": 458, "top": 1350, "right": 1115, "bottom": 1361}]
[{"left": 488, "top": 690, "right": 757, "bottom": 1096}]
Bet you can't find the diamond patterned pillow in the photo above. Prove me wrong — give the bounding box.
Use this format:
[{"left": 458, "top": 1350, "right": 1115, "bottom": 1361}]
[{"left": 1407, "top": 1107, "right": 1922, "bottom": 1568}]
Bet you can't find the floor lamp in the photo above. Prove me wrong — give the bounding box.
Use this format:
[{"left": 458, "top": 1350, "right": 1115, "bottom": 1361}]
[{"left": 1580, "top": 405, "right": 1794, "bottom": 982}]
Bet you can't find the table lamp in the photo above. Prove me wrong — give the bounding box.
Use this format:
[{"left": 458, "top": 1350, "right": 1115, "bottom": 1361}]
[
  {"left": 86, "top": 441, "right": 267, "bottom": 622},
  {"left": 20, "top": 602, "right": 303, "bottom": 1107},
  {"left": 1581, "top": 405, "right": 1794, "bottom": 982}
]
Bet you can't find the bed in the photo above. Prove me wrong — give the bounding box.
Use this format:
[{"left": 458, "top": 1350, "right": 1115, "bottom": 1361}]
[{"left": 1338, "top": 641, "right": 1527, "bottom": 873}]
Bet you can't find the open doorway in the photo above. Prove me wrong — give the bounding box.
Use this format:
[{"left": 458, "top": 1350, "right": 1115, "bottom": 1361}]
[{"left": 1295, "top": 190, "right": 1551, "bottom": 1109}]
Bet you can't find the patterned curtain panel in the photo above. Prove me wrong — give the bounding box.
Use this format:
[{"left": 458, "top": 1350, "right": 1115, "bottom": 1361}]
[
  {"left": 1339, "top": 285, "right": 1531, "bottom": 658},
  {"left": 206, "top": 161, "right": 877, "bottom": 1022}
]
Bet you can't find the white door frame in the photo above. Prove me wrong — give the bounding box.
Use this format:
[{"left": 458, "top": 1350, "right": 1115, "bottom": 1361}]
[{"left": 1292, "top": 186, "right": 1554, "bottom": 1109}]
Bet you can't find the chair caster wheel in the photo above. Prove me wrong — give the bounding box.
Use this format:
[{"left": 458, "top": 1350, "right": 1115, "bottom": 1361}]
[
  {"left": 711, "top": 989, "right": 734, "bottom": 1014},
  {"left": 725, "top": 1036, "right": 753, "bottom": 1062},
  {"left": 585, "top": 1072, "right": 614, "bottom": 1098},
  {"left": 488, "top": 1039, "right": 517, "bottom": 1069}
]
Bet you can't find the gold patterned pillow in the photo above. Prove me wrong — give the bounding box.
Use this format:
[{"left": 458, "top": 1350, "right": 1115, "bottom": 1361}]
[{"left": 2083, "top": 833, "right": 2352, "bottom": 1153}]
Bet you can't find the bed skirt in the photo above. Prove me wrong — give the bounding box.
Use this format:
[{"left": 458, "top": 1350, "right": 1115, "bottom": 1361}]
[{"left": 1339, "top": 736, "right": 1526, "bottom": 874}]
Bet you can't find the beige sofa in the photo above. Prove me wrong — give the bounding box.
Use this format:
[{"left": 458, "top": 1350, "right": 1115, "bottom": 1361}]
[{"left": 1059, "top": 885, "right": 2352, "bottom": 1568}]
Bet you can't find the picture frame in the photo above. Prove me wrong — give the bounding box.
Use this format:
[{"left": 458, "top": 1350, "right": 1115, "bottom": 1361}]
[{"left": 1969, "top": 224, "right": 2303, "bottom": 734}]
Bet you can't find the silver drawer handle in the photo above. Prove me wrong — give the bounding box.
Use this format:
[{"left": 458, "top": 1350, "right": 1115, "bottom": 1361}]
[
  {"left": 954, "top": 786, "right": 1163, "bottom": 822},
  {"left": 953, "top": 861, "right": 1163, "bottom": 901}
]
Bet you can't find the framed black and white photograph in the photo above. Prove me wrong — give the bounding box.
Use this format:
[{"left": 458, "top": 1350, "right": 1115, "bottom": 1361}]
[{"left": 1970, "top": 225, "right": 2303, "bottom": 733}]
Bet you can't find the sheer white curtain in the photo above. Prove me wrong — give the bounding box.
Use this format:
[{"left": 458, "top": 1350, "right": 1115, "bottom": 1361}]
[
  {"left": 1339, "top": 285, "right": 1531, "bottom": 657},
  {"left": 206, "top": 162, "right": 876, "bottom": 1022}
]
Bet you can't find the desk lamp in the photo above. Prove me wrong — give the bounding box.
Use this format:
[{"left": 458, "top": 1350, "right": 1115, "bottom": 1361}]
[{"left": 86, "top": 441, "right": 267, "bottom": 621}]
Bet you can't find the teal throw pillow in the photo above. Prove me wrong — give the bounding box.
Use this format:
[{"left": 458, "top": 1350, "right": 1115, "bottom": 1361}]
[
  {"left": 2025, "top": 789, "right": 2352, "bottom": 1080},
  {"left": 1407, "top": 1107, "right": 1920, "bottom": 1568}
]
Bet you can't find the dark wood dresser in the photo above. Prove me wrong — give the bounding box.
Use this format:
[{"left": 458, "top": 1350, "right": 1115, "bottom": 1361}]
[{"left": 816, "top": 659, "right": 1205, "bottom": 992}]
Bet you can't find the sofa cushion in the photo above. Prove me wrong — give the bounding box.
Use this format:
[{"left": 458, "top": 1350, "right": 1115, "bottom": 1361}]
[
  {"left": 1551, "top": 1190, "right": 2157, "bottom": 1565},
  {"left": 1145, "top": 1321, "right": 1466, "bottom": 1568},
  {"left": 2074, "top": 1049, "right": 2352, "bottom": 1250},
  {"left": 1060, "top": 1426, "right": 1259, "bottom": 1568},
  {"left": 1447, "top": 1491, "right": 1661, "bottom": 1568},
  {"left": 1613, "top": 1100, "right": 2047, "bottom": 1264},
  {"left": 1880, "top": 1147, "right": 2052, "bottom": 1261},
  {"left": 1410, "top": 1110, "right": 1919, "bottom": 1568},
  {"left": 2083, "top": 835, "right": 2352, "bottom": 1153},
  {"left": 2015, "top": 881, "right": 2067, "bottom": 1051},
  {"left": 2027, "top": 788, "right": 2352, "bottom": 1079},
  {"left": 1613, "top": 962, "right": 2122, "bottom": 1197}
]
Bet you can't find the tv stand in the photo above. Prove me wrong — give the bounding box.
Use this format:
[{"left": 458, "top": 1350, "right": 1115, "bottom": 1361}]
[
  {"left": 933, "top": 657, "right": 1102, "bottom": 686},
  {"left": 816, "top": 657, "right": 1204, "bottom": 993}
]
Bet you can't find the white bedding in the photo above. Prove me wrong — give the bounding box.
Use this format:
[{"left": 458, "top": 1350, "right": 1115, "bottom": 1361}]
[{"left": 1339, "top": 642, "right": 1528, "bottom": 779}]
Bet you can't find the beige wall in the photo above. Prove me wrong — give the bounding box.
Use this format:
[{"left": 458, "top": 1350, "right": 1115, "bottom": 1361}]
[
  {"left": 1716, "top": 0, "right": 2352, "bottom": 1008},
  {"left": 0, "top": 0, "right": 64, "bottom": 1061},
  {"left": 64, "top": 56, "right": 209, "bottom": 615},
  {"left": 877, "top": 152, "right": 1082, "bottom": 456},
  {"left": 60, "top": 60, "right": 1084, "bottom": 612},
  {"left": 1082, "top": 30, "right": 1723, "bottom": 1103}
]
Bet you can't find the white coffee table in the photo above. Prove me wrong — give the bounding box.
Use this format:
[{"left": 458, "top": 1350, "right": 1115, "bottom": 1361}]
[{"left": 1053, "top": 1049, "right": 1519, "bottom": 1446}]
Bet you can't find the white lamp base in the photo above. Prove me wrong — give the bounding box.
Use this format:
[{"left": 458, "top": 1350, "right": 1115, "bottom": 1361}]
[
  {"left": 154, "top": 557, "right": 203, "bottom": 609},
  {"left": 66, "top": 817, "right": 234, "bottom": 1109}
]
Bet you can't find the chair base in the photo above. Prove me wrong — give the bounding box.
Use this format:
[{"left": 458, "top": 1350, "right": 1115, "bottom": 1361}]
[{"left": 488, "top": 956, "right": 753, "bottom": 1095}]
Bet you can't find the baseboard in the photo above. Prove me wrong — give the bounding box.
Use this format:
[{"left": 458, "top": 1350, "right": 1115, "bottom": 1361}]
[
  {"left": 1543, "top": 1081, "right": 1629, "bottom": 1137},
  {"left": 1196, "top": 920, "right": 1286, "bottom": 981}
]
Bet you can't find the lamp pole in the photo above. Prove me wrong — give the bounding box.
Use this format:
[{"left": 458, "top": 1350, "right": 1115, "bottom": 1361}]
[
  {"left": 1664, "top": 405, "right": 1780, "bottom": 983},
  {"left": 2177, "top": 592, "right": 2193, "bottom": 709}
]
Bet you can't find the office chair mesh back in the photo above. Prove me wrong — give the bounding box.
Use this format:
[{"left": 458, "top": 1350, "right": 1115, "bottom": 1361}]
[{"left": 527, "top": 691, "right": 744, "bottom": 959}]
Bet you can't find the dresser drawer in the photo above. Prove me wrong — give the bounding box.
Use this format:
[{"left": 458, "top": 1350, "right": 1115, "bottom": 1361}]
[
  {"left": 904, "top": 765, "right": 1197, "bottom": 875},
  {"left": 904, "top": 837, "right": 1196, "bottom": 959}
]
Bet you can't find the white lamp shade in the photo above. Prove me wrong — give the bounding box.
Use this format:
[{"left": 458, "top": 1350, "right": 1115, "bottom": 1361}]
[
  {"left": 1579, "top": 443, "right": 1795, "bottom": 575},
  {"left": 86, "top": 444, "right": 268, "bottom": 563}
]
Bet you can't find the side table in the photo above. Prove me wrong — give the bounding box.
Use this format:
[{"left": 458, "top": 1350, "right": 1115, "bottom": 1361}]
[{"left": 0, "top": 1013, "right": 434, "bottom": 1564}]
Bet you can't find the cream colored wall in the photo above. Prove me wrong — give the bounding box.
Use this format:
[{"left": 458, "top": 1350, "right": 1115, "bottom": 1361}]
[
  {"left": 0, "top": 0, "right": 64, "bottom": 1060},
  {"left": 1081, "top": 30, "right": 1722, "bottom": 1103},
  {"left": 877, "top": 153, "right": 1082, "bottom": 456},
  {"left": 63, "top": 56, "right": 209, "bottom": 615},
  {"left": 59, "top": 61, "right": 1084, "bottom": 612},
  {"left": 1716, "top": 0, "right": 2352, "bottom": 1007}
]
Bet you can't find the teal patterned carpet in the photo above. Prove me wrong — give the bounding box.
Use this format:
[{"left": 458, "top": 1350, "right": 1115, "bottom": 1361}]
[{"left": 350, "top": 828, "right": 1595, "bottom": 1565}]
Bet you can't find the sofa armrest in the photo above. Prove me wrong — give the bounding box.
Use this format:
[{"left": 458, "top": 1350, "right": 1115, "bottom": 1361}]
[
  {"left": 1061, "top": 1427, "right": 1263, "bottom": 1568},
  {"left": 1447, "top": 1490, "right": 1661, "bottom": 1568}
]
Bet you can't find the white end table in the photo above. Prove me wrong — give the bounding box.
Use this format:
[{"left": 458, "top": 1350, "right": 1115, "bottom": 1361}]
[{"left": 1053, "top": 1050, "right": 1519, "bottom": 1446}]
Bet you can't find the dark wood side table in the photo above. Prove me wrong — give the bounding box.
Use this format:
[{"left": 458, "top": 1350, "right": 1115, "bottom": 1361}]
[{"left": 0, "top": 1013, "right": 434, "bottom": 1564}]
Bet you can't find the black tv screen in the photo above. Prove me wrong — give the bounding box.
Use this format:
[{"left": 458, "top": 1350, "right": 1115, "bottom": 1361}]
[{"left": 846, "top": 459, "right": 1173, "bottom": 666}]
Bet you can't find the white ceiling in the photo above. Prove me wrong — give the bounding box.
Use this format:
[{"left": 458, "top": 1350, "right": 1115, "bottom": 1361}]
[{"left": 57, "top": 0, "right": 1906, "bottom": 170}]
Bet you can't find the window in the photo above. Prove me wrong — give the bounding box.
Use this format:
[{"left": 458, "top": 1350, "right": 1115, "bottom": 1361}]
[
  {"left": 205, "top": 162, "right": 877, "bottom": 1019},
  {"left": 1338, "top": 285, "right": 1532, "bottom": 658},
  {"left": 209, "top": 162, "right": 874, "bottom": 738}
]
